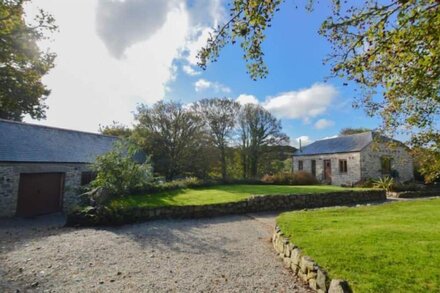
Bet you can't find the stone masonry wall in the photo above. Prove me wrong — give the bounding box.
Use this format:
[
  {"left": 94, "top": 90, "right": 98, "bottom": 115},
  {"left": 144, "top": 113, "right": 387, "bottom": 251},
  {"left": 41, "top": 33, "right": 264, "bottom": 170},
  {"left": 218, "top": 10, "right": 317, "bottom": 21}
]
[
  {"left": 273, "top": 226, "right": 351, "bottom": 293},
  {"left": 67, "top": 190, "right": 386, "bottom": 226},
  {"left": 0, "top": 163, "right": 90, "bottom": 217},
  {"left": 293, "top": 153, "right": 361, "bottom": 186},
  {"left": 360, "top": 143, "right": 414, "bottom": 182}
]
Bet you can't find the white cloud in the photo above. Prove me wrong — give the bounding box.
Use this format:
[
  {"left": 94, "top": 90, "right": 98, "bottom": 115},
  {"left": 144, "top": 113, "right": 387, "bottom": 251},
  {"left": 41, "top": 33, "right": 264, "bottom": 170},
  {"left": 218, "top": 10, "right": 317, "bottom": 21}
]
[
  {"left": 314, "top": 118, "right": 335, "bottom": 129},
  {"left": 263, "top": 83, "right": 338, "bottom": 121},
  {"left": 194, "top": 78, "right": 231, "bottom": 93},
  {"left": 292, "top": 136, "right": 313, "bottom": 148},
  {"left": 182, "top": 65, "right": 201, "bottom": 76},
  {"left": 236, "top": 94, "right": 259, "bottom": 105},
  {"left": 23, "top": 0, "right": 224, "bottom": 132}
]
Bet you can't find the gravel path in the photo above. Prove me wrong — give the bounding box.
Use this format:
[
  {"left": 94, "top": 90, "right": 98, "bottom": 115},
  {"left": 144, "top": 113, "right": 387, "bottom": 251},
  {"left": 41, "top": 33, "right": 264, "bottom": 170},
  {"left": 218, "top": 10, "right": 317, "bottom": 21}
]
[{"left": 0, "top": 213, "right": 311, "bottom": 293}]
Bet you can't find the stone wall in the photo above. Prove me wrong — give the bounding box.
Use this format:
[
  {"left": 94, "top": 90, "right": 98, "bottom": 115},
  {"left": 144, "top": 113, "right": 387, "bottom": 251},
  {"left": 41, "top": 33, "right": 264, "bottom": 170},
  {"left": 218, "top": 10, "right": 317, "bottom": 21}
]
[
  {"left": 67, "top": 190, "right": 386, "bottom": 226},
  {"left": 272, "top": 226, "right": 351, "bottom": 293},
  {"left": 360, "top": 143, "right": 414, "bottom": 182},
  {"left": 293, "top": 153, "right": 361, "bottom": 186},
  {"left": 0, "top": 163, "right": 90, "bottom": 217},
  {"left": 387, "top": 190, "right": 440, "bottom": 199}
]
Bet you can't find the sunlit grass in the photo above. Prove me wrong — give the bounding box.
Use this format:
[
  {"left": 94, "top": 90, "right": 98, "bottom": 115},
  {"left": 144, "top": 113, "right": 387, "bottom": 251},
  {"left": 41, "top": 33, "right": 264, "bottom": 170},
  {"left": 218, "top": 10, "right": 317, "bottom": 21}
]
[
  {"left": 110, "top": 184, "right": 363, "bottom": 208},
  {"left": 277, "top": 199, "right": 440, "bottom": 292}
]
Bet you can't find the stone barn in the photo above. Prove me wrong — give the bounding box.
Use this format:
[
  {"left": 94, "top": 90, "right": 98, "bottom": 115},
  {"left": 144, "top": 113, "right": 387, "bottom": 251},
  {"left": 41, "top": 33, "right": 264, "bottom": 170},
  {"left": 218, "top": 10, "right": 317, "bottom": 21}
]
[
  {"left": 0, "top": 119, "right": 117, "bottom": 217},
  {"left": 293, "top": 132, "right": 414, "bottom": 186}
]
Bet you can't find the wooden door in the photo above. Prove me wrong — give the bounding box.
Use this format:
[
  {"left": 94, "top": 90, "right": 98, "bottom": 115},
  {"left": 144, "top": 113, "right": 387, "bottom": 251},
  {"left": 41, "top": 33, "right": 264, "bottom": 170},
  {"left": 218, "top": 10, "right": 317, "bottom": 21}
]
[
  {"left": 323, "top": 160, "right": 332, "bottom": 182},
  {"left": 16, "top": 173, "right": 64, "bottom": 217}
]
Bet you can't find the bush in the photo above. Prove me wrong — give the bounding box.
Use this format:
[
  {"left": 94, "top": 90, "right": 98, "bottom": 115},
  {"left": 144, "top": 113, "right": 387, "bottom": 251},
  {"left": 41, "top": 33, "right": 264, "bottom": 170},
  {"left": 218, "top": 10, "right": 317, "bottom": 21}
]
[
  {"left": 373, "top": 177, "right": 395, "bottom": 192},
  {"left": 91, "top": 141, "right": 153, "bottom": 196},
  {"left": 354, "top": 178, "right": 375, "bottom": 188},
  {"left": 261, "top": 171, "right": 318, "bottom": 185}
]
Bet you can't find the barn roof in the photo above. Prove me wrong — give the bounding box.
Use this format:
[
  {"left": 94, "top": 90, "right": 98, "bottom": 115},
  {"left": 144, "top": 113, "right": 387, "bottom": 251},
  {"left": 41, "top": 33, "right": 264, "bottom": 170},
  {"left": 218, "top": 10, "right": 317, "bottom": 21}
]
[
  {"left": 0, "top": 119, "right": 118, "bottom": 163},
  {"left": 294, "top": 132, "right": 376, "bottom": 156}
]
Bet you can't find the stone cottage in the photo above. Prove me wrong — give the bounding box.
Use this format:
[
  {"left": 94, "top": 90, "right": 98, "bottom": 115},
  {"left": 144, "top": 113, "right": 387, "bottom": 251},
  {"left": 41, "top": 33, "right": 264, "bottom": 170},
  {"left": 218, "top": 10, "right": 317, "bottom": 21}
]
[
  {"left": 0, "top": 119, "right": 117, "bottom": 217},
  {"left": 292, "top": 132, "right": 414, "bottom": 186}
]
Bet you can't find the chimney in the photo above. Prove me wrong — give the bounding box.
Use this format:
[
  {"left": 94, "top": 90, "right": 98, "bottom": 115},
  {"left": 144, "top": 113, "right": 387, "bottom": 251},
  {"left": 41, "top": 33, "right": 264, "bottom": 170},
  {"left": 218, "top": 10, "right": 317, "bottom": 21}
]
[{"left": 299, "top": 139, "right": 302, "bottom": 152}]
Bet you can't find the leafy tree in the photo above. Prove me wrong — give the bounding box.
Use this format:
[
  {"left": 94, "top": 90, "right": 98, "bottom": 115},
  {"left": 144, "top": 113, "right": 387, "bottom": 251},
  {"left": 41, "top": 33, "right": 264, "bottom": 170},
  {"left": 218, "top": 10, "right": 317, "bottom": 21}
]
[
  {"left": 0, "top": 0, "right": 57, "bottom": 120},
  {"left": 339, "top": 127, "right": 372, "bottom": 136},
  {"left": 133, "top": 101, "right": 206, "bottom": 180},
  {"left": 198, "top": 0, "right": 440, "bottom": 180},
  {"left": 193, "top": 98, "right": 240, "bottom": 181},
  {"left": 99, "top": 121, "right": 132, "bottom": 138},
  {"left": 239, "top": 104, "right": 289, "bottom": 178},
  {"left": 91, "top": 141, "right": 153, "bottom": 196}
]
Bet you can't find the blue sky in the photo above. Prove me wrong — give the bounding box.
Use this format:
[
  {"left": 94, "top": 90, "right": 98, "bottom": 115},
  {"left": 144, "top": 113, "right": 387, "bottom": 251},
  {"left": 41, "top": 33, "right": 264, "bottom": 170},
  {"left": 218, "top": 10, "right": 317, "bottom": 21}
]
[{"left": 25, "top": 0, "right": 381, "bottom": 146}]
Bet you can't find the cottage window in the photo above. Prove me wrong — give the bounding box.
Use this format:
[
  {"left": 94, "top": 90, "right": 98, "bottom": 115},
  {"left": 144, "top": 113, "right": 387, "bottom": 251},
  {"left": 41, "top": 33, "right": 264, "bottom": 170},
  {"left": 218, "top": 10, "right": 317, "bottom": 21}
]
[
  {"left": 339, "top": 159, "right": 348, "bottom": 173},
  {"left": 81, "top": 171, "right": 97, "bottom": 186},
  {"left": 381, "top": 157, "right": 392, "bottom": 175},
  {"left": 298, "top": 160, "right": 303, "bottom": 171},
  {"left": 311, "top": 160, "right": 316, "bottom": 176}
]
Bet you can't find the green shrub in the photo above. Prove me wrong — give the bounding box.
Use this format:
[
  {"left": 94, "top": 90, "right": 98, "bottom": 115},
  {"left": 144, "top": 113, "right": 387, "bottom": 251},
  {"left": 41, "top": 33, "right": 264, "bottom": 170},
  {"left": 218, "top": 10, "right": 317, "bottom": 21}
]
[
  {"left": 91, "top": 141, "right": 153, "bottom": 196},
  {"left": 353, "top": 178, "right": 375, "bottom": 188},
  {"left": 261, "top": 171, "right": 318, "bottom": 185},
  {"left": 373, "top": 177, "right": 395, "bottom": 192}
]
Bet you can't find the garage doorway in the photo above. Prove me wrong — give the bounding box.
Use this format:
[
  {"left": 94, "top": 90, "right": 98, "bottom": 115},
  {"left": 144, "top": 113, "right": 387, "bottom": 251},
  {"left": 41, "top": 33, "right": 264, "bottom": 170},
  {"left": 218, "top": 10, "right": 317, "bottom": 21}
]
[{"left": 16, "top": 173, "right": 65, "bottom": 217}]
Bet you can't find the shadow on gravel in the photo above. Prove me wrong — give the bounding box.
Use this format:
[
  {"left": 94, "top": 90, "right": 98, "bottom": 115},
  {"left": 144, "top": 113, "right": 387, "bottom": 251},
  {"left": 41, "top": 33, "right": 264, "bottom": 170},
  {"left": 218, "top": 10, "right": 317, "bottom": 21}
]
[
  {"left": 100, "top": 215, "right": 254, "bottom": 256},
  {"left": 0, "top": 213, "right": 70, "bottom": 253}
]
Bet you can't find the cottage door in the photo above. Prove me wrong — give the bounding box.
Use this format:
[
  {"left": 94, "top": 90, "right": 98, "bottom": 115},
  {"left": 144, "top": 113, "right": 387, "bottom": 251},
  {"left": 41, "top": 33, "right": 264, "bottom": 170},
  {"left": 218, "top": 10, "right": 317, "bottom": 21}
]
[
  {"left": 16, "top": 173, "right": 65, "bottom": 217},
  {"left": 323, "top": 160, "right": 332, "bottom": 183}
]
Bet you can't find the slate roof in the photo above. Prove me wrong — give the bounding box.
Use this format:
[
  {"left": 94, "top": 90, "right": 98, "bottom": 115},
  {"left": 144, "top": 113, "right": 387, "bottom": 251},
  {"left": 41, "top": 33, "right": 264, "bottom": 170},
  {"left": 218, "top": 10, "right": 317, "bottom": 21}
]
[
  {"left": 0, "top": 119, "right": 118, "bottom": 163},
  {"left": 294, "top": 132, "right": 375, "bottom": 156}
]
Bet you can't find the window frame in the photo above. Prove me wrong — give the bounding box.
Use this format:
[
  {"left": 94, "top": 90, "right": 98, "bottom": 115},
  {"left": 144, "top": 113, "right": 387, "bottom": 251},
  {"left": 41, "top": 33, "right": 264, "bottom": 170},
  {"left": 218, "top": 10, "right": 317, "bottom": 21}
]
[
  {"left": 298, "top": 160, "right": 303, "bottom": 171},
  {"left": 381, "top": 156, "right": 392, "bottom": 175},
  {"left": 339, "top": 159, "right": 348, "bottom": 174},
  {"left": 311, "top": 160, "right": 316, "bottom": 176}
]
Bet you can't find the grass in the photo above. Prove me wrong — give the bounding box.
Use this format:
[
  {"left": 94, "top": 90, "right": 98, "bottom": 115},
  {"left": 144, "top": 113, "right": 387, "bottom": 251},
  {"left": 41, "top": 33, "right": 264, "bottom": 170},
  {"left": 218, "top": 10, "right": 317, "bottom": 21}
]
[
  {"left": 277, "top": 199, "right": 440, "bottom": 293},
  {"left": 109, "top": 184, "right": 363, "bottom": 208}
]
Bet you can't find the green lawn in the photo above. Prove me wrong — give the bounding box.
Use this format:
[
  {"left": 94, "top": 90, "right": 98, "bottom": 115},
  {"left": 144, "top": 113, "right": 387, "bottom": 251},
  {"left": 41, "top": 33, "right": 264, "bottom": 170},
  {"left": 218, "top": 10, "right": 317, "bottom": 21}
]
[
  {"left": 277, "top": 199, "right": 440, "bottom": 293},
  {"left": 110, "top": 184, "right": 361, "bottom": 208}
]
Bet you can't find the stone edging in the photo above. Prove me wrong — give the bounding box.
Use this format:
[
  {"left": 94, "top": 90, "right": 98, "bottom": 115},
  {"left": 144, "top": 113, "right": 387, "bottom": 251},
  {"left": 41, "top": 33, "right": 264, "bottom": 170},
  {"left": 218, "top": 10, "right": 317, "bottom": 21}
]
[
  {"left": 272, "top": 226, "right": 351, "bottom": 293},
  {"left": 67, "top": 190, "right": 386, "bottom": 227},
  {"left": 387, "top": 190, "right": 440, "bottom": 199}
]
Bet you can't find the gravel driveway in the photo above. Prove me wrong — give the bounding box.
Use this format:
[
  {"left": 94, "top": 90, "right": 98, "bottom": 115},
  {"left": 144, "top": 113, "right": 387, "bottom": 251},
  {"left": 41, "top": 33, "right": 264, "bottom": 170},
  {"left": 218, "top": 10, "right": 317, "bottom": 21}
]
[{"left": 0, "top": 213, "right": 310, "bottom": 293}]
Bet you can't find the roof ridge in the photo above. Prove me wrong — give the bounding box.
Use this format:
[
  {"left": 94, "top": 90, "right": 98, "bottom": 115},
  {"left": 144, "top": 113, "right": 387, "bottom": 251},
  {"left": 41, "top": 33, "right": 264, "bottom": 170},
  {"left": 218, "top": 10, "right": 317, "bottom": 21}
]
[{"left": 0, "top": 118, "right": 117, "bottom": 139}]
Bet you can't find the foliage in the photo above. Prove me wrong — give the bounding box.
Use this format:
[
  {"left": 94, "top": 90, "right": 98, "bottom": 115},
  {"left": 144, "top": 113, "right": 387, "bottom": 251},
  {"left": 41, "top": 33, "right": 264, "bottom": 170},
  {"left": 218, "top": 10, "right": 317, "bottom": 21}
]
[
  {"left": 110, "top": 184, "right": 359, "bottom": 209},
  {"left": 277, "top": 199, "right": 440, "bottom": 292},
  {"left": 261, "top": 171, "right": 318, "bottom": 185},
  {"left": 239, "top": 103, "right": 289, "bottom": 178},
  {"left": 192, "top": 98, "right": 240, "bottom": 180},
  {"left": 133, "top": 101, "right": 209, "bottom": 180},
  {"left": 0, "top": 0, "right": 57, "bottom": 120},
  {"left": 197, "top": 0, "right": 283, "bottom": 80},
  {"left": 91, "top": 141, "right": 153, "bottom": 196},
  {"left": 339, "top": 127, "right": 371, "bottom": 136},
  {"left": 353, "top": 178, "right": 375, "bottom": 188},
  {"left": 373, "top": 176, "right": 394, "bottom": 192},
  {"left": 199, "top": 0, "right": 440, "bottom": 180},
  {"left": 411, "top": 136, "right": 440, "bottom": 183},
  {"left": 99, "top": 121, "right": 132, "bottom": 138}
]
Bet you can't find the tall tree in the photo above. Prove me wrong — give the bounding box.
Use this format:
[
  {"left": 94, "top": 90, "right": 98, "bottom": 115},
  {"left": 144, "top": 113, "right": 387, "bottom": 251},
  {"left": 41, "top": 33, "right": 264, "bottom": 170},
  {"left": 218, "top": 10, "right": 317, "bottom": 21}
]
[
  {"left": 198, "top": 0, "right": 440, "bottom": 180},
  {"left": 239, "top": 104, "right": 289, "bottom": 178},
  {"left": 339, "top": 127, "right": 372, "bottom": 136},
  {"left": 99, "top": 121, "right": 132, "bottom": 138},
  {"left": 0, "top": 0, "right": 57, "bottom": 120},
  {"left": 133, "top": 101, "right": 206, "bottom": 180},
  {"left": 193, "top": 98, "right": 240, "bottom": 181}
]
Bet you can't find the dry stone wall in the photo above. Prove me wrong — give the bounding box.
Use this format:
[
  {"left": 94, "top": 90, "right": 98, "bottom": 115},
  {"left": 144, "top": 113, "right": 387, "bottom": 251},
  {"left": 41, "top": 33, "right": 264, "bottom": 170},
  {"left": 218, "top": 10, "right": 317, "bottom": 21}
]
[
  {"left": 273, "top": 226, "right": 351, "bottom": 293},
  {"left": 67, "top": 190, "right": 386, "bottom": 226}
]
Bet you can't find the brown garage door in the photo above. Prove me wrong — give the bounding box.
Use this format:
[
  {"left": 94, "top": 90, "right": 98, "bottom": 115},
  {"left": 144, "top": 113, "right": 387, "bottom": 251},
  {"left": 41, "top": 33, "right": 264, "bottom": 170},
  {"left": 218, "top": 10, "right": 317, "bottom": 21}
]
[{"left": 16, "top": 173, "right": 65, "bottom": 217}]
